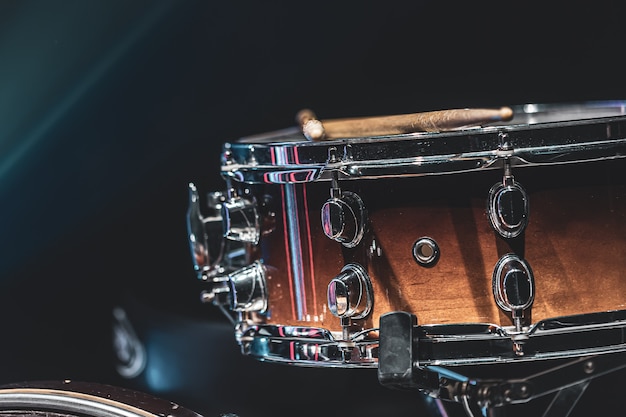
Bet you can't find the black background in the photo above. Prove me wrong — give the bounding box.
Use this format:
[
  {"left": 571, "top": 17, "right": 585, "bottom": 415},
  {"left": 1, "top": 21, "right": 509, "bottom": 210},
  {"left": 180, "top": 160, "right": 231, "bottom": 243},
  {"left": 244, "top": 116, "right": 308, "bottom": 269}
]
[{"left": 0, "top": 1, "right": 625, "bottom": 416}]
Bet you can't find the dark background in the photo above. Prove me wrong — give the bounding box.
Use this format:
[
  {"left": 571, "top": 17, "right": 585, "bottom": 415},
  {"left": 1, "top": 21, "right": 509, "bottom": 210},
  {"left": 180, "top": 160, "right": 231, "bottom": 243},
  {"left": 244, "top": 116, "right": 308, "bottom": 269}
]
[{"left": 0, "top": 1, "right": 625, "bottom": 416}]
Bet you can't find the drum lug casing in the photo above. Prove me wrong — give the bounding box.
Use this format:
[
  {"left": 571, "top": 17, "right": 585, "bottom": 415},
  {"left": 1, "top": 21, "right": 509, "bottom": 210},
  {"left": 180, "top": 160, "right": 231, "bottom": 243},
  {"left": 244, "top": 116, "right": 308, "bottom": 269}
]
[
  {"left": 321, "top": 190, "right": 367, "bottom": 248},
  {"left": 487, "top": 182, "right": 529, "bottom": 239},
  {"left": 487, "top": 167, "right": 529, "bottom": 240},
  {"left": 186, "top": 183, "right": 230, "bottom": 280},
  {"left": 227, "top": 261, "right": 268, "bottom": 313},
  {"left": 327, "top": 263, "right": 373, "bottom": 319},
  {"left": 187, "top": 183, "right": 266, "bottom": 313},
  {"left": 201, "top": 261, "right": 268, "bottom": 314},
  {"left": 221, "top": 195, "right": 261, "bottom": 244},
  {"left": 492, "top": 253, "right": 535, "bottom": 341}
]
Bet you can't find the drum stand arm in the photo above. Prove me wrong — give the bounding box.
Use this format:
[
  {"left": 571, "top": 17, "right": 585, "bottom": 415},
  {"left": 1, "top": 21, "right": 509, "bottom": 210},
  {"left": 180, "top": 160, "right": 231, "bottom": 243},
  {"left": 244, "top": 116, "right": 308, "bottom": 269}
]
[
  {"left": 439, "top": 353, "right": 626, "bottom": 416},
  {"left": 377, "top": 311, "right": 626, "bottom": 417}
]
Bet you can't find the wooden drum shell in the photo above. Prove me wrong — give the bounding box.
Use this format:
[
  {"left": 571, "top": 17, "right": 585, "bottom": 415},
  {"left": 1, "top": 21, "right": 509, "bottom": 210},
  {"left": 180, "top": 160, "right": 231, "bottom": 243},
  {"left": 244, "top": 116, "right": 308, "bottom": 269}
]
[{"left": 259, "top": 158, "right": 626, "bottom": 332}]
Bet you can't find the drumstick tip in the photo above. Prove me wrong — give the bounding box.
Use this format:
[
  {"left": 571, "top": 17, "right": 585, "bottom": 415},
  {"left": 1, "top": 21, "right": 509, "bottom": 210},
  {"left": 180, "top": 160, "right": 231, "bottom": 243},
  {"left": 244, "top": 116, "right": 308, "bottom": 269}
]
[
  {"left": 297, "top": 108, "right": 326, "bottom": 140},
  {"left": 303, "top": 119, "right": 325, "bottom": 141},
  {"left": 499, "top": 106, "right": 514, "bottom": 121}
]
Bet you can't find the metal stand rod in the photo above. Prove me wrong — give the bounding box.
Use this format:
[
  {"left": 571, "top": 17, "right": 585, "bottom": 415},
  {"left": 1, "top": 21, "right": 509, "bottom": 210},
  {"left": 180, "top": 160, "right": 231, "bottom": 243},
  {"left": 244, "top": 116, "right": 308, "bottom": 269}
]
[{"left": 541, "top": 380, "right": 590, "bottom": 417}]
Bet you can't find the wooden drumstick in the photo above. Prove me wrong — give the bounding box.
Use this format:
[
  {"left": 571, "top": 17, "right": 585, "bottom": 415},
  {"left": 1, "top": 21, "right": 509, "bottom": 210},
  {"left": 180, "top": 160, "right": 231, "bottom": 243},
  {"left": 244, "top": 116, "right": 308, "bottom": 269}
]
[{"left": 296, "top": 107, "right": 514, "bottom": 141}]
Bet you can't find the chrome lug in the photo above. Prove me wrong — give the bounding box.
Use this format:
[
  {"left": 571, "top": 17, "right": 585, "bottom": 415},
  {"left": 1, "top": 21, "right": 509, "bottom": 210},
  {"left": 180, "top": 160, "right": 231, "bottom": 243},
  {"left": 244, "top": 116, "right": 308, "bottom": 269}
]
[
  {"left": 327, "top": 263, "right": 373, "bottom": 320},
  {"left": 221, "top": 195, "right": 260, "bottom": 244}
]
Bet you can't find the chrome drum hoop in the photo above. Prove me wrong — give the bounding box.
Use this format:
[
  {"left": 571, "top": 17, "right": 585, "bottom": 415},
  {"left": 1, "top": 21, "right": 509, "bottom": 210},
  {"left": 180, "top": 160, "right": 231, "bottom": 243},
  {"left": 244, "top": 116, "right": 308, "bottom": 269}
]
[
  {"left": 237, "top": 324, "right": 379, "bottom": 368},
  {"left": 222, "top": 100, "right": 626, "bottom": 184},
  {"left": 236, "top": 309, "right": 626, "bottom": 368}
]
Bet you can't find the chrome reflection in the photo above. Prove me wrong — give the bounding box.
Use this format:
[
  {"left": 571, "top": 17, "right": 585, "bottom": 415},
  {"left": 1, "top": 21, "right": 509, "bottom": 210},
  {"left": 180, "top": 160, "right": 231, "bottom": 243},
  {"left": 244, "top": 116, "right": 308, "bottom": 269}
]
[
  {"left": 327, "top": 263, "right": 373, "bottom": 319},
  {"left": 221, "top": 194, "right": 260, "bottom": 244},
  {"left": 187, "top": 183, "right": 249, "bottom": 280},
  {"left": 238, "top": 324, "right": 379, "bottom": 368},
  {"left": 228, "top": 261, "right": 268, "bottom": 313},
  {"left": 187, "top": 183, "right": 220, "bottom": 279},
  {"left": 236, "top": 309, "right": 626, "bottom": 368}
]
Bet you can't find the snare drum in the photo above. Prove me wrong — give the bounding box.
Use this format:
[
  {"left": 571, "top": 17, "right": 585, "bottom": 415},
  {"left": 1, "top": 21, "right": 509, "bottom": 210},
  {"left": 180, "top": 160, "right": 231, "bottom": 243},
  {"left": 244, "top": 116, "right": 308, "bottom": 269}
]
[{"left": 188, "top": 101, "right": 626, "bottom": 369}]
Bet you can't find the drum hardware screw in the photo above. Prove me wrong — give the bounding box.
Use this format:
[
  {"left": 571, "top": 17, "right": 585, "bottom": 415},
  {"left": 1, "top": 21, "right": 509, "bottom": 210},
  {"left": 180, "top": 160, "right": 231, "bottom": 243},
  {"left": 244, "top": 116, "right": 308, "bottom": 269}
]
[
  {"left": 330, "top": 171, "right": 340, "bottom": 196},
  {"left": 512, "top": 311, "right": 524, "bottom": 334},
  {"left": 503, "top": 157, "right": 512, "bottom": 177},
  {"left": 207, "top": 191, "right": 226, "bottom": 211},
  {"left": 340, "top": 317, "right": 354, "bottom": 340},
  {"left": 200, "top": 290, "right": 213, "bottom": 303},
  {"left": 343, "top": 143, "right": 354, "bottom": 161},
  {"left": 517, "top": 384, "right": 530, "bottom": 399},
  {"left": 584, "top": 360, "right": 595, "bottom": 374},
  {"left": 234, "top": 320, "right": 250, "bottom": 342},
  {"left": 368, "top": 238, "right": 382, "bottom": 257},
  {"left": 221, "top": 147, "right": 235, "bottom": 165},
  {"left": 338, "top": 318, "right": 357, "bottom": 361},
  {"left": 199, "top": 277, "right": 231, "bottom": 306},
  {"left": 503, "top": 388, "right": 513, "bottom": 402},
  {"left": 498, "top": 132, "right": 512, "bottom": 150},
  {"left": 327, "top": 146, "right": 339, "bottom": 164},
  {"left": 247, "top": 145, "right": 257, "bottom": 165},
  {"left": 340, "top": 347, "right": 355, "bottom": 362},
  {"left": 495, "top": 133, "right": 515, "bottom": 159},
  {"left": 512, "top": 340, "right": 525, "bottom": 356}
]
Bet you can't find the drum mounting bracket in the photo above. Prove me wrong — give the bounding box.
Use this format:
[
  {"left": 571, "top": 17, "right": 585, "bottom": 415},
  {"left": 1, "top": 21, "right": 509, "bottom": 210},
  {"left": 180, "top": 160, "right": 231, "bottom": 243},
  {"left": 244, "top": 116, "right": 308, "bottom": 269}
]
[{"left": 377, "top": 311, "right": 626, "bottom": 416}]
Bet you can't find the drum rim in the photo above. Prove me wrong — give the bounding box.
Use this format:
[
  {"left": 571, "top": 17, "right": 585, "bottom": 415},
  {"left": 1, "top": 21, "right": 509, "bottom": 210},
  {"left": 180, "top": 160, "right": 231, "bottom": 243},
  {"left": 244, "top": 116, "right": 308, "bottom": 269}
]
[
  {"left": 222, "top": 100, "right": 626, "bottom": 184},
  {"left": 237, "top": 309, "right": 626, "bottom": 368}
]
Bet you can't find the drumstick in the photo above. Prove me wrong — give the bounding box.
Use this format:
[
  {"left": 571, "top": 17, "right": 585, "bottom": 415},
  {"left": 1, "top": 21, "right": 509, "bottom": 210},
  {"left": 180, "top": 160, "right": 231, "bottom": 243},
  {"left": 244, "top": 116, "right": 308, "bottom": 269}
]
[{"left": 296, "top": 106, "right": 514, "bottom": 141}]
